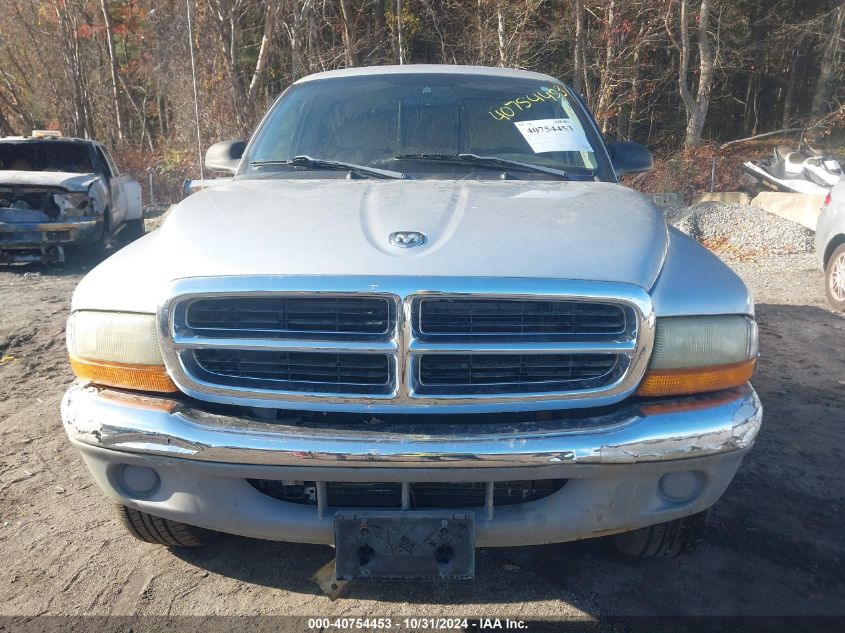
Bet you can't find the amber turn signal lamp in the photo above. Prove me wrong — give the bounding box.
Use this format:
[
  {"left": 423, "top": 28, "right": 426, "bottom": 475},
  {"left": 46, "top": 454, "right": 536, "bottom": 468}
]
[
  {"left": 70, "top": 356, "right": 178, "bottom": 393},
  {"left": 637, "top": 358, "right": 756, "bottom": 398}
]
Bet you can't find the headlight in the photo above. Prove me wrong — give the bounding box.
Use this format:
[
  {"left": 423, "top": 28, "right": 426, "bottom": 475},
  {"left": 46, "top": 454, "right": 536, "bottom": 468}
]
[
  {"left": 66, "top": 311, "right": 176, "bottom": 392},
  {"left": 637, "top": 315, "right": 758, "bottom": 397},
  {"left": 55, "top": 192, "right": 95, "bottom": 217}
]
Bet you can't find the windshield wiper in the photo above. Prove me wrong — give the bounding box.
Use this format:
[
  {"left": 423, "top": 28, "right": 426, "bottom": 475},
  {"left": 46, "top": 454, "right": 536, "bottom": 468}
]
[
  {"left": 249, "top": 155, "right": 407, "bottom": 180},
  {"left": 394, "top": 153, "right": 570, "bottom": 180}
]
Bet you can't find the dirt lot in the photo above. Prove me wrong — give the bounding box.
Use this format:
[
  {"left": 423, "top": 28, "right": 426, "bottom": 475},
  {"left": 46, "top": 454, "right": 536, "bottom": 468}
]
[{"left": 1, "top": 239, "right": 844, "bottom": 626}]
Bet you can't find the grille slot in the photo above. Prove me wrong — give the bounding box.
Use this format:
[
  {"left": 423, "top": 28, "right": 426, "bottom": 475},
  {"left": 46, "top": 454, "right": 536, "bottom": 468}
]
[
  {"left": 409, "top": 480, "right": 565, "bottom": 507},
  {"left": 248, "top": 479, "right": 566, "bottom": 508},
  {"left": 418, "top": 298, "right": 626, "bottom": 339},
  {"left": 416, "top": 353, "right": 620, "bottom": 394},
  {"left": 191, "top": 349, "right": 393, "bottom": 394},
  {"left": 185, "top": 296, "right": 392, "bottom": 338}
]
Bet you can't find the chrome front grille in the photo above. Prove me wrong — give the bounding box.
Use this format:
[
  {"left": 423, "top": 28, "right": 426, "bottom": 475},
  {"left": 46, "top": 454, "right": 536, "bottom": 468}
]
[
  {"left": 191, "top": 349, "right": 394, "bottom": 395},
  {"left": 185, "top": 296, "right": 392, "bottom": 338},
  {"left": 160, "top": 276, "right": 654, "bottom": 413},
  {"left": 417, "top": 298, "right": 626, "bottom": 338},
  {"left": 415, "top": 353, "right": 622, "bottom": 395}
]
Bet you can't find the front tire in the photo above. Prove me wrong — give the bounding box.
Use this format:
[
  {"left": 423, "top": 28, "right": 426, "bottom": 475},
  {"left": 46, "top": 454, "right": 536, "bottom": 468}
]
[
  {"left": 825, "top": 243, "right": 845, "bottom": 311},
  {"left": 68, "top": 211, "right": 112, "bottom": 264},
  {"left": 116, "top": 505, "right": 220, "bottom": 548},
  {"left": 120, "top": 216, "right": 146, "bottom": 245},
  {"left": 612, "top": 510, "right": 709, "bottom": 558}
]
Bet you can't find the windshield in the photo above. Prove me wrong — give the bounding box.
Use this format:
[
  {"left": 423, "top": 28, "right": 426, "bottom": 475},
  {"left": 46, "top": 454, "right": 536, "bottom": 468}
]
[
  {"left": 245, "top": 73, "right": 604, "bottom": 180},
  {"left": 0, "top": 141, "right": 95, "bottom": 174}
]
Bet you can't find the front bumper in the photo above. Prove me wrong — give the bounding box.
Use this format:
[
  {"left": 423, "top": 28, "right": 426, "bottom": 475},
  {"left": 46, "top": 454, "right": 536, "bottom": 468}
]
[
  {"left": 0, "top": 216, "right": 102, "bottom": 262},
  {"left": 62, "top": 383, "right": 762, "bottom": 547}
]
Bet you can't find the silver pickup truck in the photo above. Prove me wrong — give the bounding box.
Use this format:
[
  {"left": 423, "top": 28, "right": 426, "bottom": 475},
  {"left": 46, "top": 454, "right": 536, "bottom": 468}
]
[
  {"left": 0, "top": 134, "right": 143, "bottom": 264},
  {"left": 61, "top": 65, "right": 761, "bottom": 580}
]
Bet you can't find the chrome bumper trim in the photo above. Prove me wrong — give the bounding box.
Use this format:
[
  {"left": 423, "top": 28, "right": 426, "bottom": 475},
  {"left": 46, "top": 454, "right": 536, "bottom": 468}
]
[{"left": 62, "top": 383, "right": 762, "bottom": 468}]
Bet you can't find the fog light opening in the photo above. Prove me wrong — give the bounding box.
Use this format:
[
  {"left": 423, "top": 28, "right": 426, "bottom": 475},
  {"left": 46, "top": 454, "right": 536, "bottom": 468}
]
[
  {"left": 119, "top": 464, "right": 161, "bottom": 498},
  {"left": 658, "top": 471, "right": 704, "bottom": 503}
]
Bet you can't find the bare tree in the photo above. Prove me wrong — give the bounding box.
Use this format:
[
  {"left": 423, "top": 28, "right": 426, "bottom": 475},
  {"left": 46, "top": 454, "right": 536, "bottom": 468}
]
[
  {"left": 595, "top": 0, "right": 617, "bottom": 133},
  {"left": 496, "top": 1, "right": 507, "bottom": 66},
  {"left": 52, "top": 0, "right": 94, "bottom": 138},
  {"left": 206, "top": 0, "right": 249, "bottom": 134},
  {"left": 671, "top": 0, "right": 718, "bottom": 148},
  {"left": 572, "top": 0, "right": 585, "bottom": 94},
  {"left": 100, "top": 0, "right": 124, "bottom": 143},
  {"left": 339, "top": 0, "right": 356, "bottom": 66},
  {"left": 811, "top": 1, "right": 844, "bottom": 117},
  {"left": 282, "top": 0, "right": 316, "bottom": 80},
  {"left": 247, "top": 2, "right": 276, "bottom": 104},
  {"left": 0, "top": 0, "right": 840, "bottom": 181}
]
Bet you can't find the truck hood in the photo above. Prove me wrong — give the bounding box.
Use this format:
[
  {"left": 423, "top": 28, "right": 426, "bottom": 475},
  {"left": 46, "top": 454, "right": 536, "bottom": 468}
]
[
  {"left": 0, "top": 170, "right": 98, "bottom": 192},
  {"left": 156, "top": 179, "right": 668, "bottom": 286},
  {"left": 73, "top": 178, "right": 677, "bottom": 314}
]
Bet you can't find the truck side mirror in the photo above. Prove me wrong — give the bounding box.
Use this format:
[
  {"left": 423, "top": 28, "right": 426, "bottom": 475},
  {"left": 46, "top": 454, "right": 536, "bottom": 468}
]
[
  {"left": 205, "top": 140, "right": 246, "bottom": 174},
  {"left": 607, "top": 141, "right": 653, "bottom": 176}
]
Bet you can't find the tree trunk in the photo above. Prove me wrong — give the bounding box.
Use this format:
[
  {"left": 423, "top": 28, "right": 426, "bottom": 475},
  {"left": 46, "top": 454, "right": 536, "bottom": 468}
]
[
  {"left": 743, "top": 0, "right": 764, "bottom": 135},
  {"left": 596, "top": 0, "right": 616, "bottom": 133},
  {"left": 572, "top": 0, "right": 585, "bottom": 94},
  {"left": 54, "top": 1, "right": 93, "bottom": 137},
  {"left": 207, "top": 0, "right": 249, "bottom": 135},
  {"left": 374, "top": 0, "right": 386, "bottom": 60},
  {"left": 496, "top": 3, "right": 507, "bottom": 66},
  {"left": 229, "top": 12, "right": 247, "bottom": 134},
  {"left": 285, "top": 0, "right": 314, "bottom": 80},
  {"left": 157, "top": 95, "right": 168, "bottom": 138},
  {"left": 627, "top": 39, "right": 641, "bottom": 139},
  {"left": 811, "top": 2, "right": 844, "bottom": 118},
  {"left": 247, "top": 2, "right": 275, "bottom": 105},
  {"left": 782, "top": 43, "right": 800, "bottom": 126},
  {"left": 100, "top": 0, "right": 124, "bottom": 143},
  {"left": 0, "top": 108, "right": 14, "bottom": 135},
  {"left": 0, "top": 68, "right": 34, "bottom": 132},
  {"left": 677, "top": 0, "right": 716, "bottom": 148},
  {"left": 396, "top": 0, "right": 405, "bottom": 64},
  {"left": 374, "top": 0, "right": 385, "bottom": 34},
  {"left": 339, "top": 0, "right": 356, "bottom": 67},
  {"left": 117, "top": 74, "right": 154, "bottom": 152}
]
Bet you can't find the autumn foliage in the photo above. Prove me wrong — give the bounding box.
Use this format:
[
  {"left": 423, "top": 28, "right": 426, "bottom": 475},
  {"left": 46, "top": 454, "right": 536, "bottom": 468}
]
[{"left": 0, "top": 1, "right": 841, "bottom": 202}]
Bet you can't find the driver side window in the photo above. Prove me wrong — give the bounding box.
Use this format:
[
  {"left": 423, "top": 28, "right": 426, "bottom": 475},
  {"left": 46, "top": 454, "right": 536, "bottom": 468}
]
[{"left": 94, "top": 146, "right": 116, "bottom": 180}]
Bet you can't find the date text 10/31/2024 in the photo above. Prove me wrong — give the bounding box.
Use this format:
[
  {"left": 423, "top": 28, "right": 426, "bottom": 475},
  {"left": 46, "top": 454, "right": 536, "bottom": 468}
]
[{"left": 307, "top": 618, "right": 529, "bottom": 630}]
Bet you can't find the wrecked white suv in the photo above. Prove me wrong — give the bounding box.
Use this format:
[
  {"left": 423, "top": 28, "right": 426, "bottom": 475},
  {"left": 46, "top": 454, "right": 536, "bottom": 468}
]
[
  {"left": 0, "top": 134, "right": 143, "bottom": 264},
  {"left": 62, "top": 66, "right": 762, "bottom": 580}
]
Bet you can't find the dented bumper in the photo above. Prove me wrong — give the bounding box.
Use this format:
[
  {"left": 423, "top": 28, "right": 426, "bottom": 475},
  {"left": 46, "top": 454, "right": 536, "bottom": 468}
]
[
  {"left": 61, "top": 383, "right": 761, "bottom": 546},
  {"left": 63, "top": 384, "right": 761, "bottom": 468},
  {"left": 0, "top": 215, "right": 102, "bottom": 262}
]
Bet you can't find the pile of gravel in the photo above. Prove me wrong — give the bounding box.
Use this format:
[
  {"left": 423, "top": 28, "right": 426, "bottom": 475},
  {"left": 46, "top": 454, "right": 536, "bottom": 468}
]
[{"left": 665, "top": 201, "right": 815, "bottom": 254}]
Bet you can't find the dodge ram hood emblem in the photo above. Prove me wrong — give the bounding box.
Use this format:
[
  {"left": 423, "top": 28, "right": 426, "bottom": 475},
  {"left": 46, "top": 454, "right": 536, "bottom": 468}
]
[{"left": 389, "top": 231, "right": 427, "bottom": 249}]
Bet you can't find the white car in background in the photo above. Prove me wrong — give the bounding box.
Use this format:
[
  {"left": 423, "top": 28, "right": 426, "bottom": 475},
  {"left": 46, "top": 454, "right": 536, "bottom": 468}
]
[
  {"left": 0, "top": 132, "right": 143, "bottom": 264},
  {"left": 816, "top": 181, "right": 845, "bottom": 310}
]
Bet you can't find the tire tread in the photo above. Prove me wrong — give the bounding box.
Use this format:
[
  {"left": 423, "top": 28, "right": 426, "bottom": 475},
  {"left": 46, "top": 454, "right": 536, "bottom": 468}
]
[
  {"left": 115, "top": 505, "right": 218, "bottom": 548},
  {"left": 612, "top": 510, "right": 709, "bottom": 558}
]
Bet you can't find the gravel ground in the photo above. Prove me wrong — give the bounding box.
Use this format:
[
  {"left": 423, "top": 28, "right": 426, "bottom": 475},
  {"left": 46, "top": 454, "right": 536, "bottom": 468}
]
[
  {"left": 0, "top": 211, "right": 843, "bottom": 630},
  {"left": 666, "top": 202, "right": 816, "bottom": 255}
]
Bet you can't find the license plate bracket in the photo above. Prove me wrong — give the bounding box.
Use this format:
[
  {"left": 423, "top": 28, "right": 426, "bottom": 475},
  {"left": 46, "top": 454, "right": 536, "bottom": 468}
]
[{"left": 334, "top": 512, "right": 475, "bottom": 581}]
